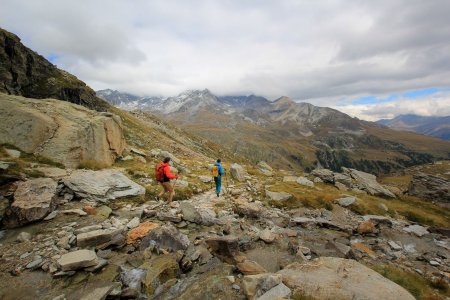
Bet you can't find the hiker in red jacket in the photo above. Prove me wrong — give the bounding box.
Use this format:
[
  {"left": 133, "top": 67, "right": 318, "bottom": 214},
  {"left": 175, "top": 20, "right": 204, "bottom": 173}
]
[{"left": 155, "top": 157, "right": 178, "bottom": 206}]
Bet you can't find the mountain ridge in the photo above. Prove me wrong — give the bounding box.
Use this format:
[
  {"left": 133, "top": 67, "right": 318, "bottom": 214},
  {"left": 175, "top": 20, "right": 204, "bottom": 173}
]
[
  {"left": 98, "top": 89, "right": 450, "bottom": 174},
  {"left": 377, "top": 114, "right": 450, "bottom": 141}
]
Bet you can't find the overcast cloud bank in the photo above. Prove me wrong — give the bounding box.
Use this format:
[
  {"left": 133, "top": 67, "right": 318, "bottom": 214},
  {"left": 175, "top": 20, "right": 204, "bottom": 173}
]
[{"left": 1, "top": 0, "right": 450, "bottom": 120}]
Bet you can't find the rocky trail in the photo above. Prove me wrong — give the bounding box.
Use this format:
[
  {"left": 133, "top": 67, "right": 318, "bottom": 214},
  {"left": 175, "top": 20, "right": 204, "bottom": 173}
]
[{"left": 0, "top": 148, "right": 450, "bottom": 300}]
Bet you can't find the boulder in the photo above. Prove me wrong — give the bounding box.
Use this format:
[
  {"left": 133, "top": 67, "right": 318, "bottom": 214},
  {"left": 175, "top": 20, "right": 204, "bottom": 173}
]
[
  {"left": 336, "top": 196, "right": 356, "bottom": 207},
  {"left": 63, "top": 169, "right": 145, "bottom": 202},
  {"left": 403, "top": 224, "right": 429, "bottom": 237},
  {"left": 257, "top": 161, "right": 273, "bottom": 176},
  {"left": 140, "top": 224, "right": 190, "bottom": 251},
  {"left": 257, "top": 283, "right": 291, "bottom": 300},
  {"left": 311, "top": 169, "right": 334, "bottom": 183},
  {"left": 233, "top": 197, "right": 262, "bottom": 218},
  {"left": 0, "top": 94, "right": 125, "bottom": 168},
  {"left": 57, "top": 249, "right": 99, "bottom": 271},
  {"left": 205, "top": 236, "right": 239, "bottom": 264},
  {"left": 296, "top": 176, "right": 314, "bottom": 187},
  {"left": 265, "top": 190, "right": 292, "bottom": 201},
  {"left": 180, "top": 201, "right": 217, "bottom": 226},
  {"left": 242, "top": 273, "right": 282, "bottom": 300},
  {"left": 237, "top": 260, "right": 267, "bottom": 275},
  {"left": 342, "top": 168, "right": 395, "bottom": 198},
  {"left": 230, "top": 163, "right": 247, "bottom": 182},
  {"left": 278, "top": 257, "right": 415, "bottom": 300},
  {"left": 259, "top": 229, "right": 276, "bottom": 243},
  {"left": 141, "top": 255, "right": 179, "bottom": 295},
  {"left": 408, "top": 172, "right": 450, "bottom": 203},
  {"left": 3, "top": 178, "right": 58, "bottom": 228}
]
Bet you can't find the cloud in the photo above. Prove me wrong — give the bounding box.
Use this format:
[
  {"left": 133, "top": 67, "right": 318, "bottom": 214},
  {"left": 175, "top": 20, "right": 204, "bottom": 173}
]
[
  {"left": 334, "top": 89, "right": 450, "bottom": 121},
  {"left": 1, "top": 0, "right": 450, "bottom": 116}
]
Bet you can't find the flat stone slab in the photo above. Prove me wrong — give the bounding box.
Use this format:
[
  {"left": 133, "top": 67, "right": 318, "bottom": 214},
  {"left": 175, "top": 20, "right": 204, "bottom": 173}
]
[
  {"left": 403, "top": 224, "right": 429, "bottom": 237},
  {"left": 77, "top": 229, "right": 123, "bottom": 248},
  {"left": 57, "top": 249, "right": 99, "bottom": 271}
]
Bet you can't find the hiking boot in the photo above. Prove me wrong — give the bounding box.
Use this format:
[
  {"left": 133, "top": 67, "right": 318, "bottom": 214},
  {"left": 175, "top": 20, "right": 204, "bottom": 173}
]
[{"left": 216, "top": 193, "right": 220, "bottom": 197}]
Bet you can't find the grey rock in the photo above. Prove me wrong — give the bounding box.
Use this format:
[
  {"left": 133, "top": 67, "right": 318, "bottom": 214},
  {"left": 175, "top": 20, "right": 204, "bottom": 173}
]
[
  {"left": 265, "top": 190, "right": 292, "bottom": 201},
  {"left": 5, "top": 148, "right": 21, "bottom": 158},
  {"left": 44, "top": 210, "right": 58, "bottom": 220},
  {"left": 16, "top": 231, "right": 32, "bottom": 242},
  {"left": 336, "top": 196, "right": 356, "bottom": 207},
  {"left": 278, "top": 257, "right": 415, "bottom": 300},
  {"left": 296, "top": 176, "right": 314, "bottom": 187},
  {"left": 403, "top": 225, "right": 429, "bottom": 237},
  {"left": 180, "top": 201, "right": 217, "bottom": 226},
  {"left": 77, "top": 229, "right": 123, "bottom": 248},
  {"left": 311, "top": 168, "right": 335, "bottom": 183},
  {"left": 157, "top": 211, "right": 182, "bottom": 223},
  {"left": 257, "top": 283, "right": 291, "bottom": 300},
  {"left": 126, "top": 217, "right": 140, "bottom": 229},
  {"left": 26, "top": 257, "right": 43, "bottom": 269},
  {"left": 242, "top": 273, "right": 282, "bottom": 299},
  {"left": 388, "top": 241, "right": 402, "bottom": 251},
  {"left": 57, "top": 249, "right": 99, "bottom": 271},
  {"left": 342, "top": 168, "right": 395, "bottom": 198},
  {"left": 141, "top": 224, "right": 190, "bottom": 251},
  {"left": 75, "top": 225, "right": 103, "bottom": 235},
  {"left": 3, "top": 178, "right": 58, "bottom": 228},
  {"left": 62, "top": 169, "right": 145, "bottom": 202},
  {"left": 230, "top": 163, "right": 247, "bottom": 182}
]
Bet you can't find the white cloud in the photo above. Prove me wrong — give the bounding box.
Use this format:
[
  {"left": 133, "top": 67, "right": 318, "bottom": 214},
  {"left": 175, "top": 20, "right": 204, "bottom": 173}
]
[
  {"left": 1, "top": 0, "right": 450, "bottom": 112},
  {"left": 334, "top": 91, "right": 450, "bottom": 121}
]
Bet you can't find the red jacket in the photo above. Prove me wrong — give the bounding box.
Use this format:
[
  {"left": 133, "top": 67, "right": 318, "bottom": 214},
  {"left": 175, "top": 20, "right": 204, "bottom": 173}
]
[{"left": 161, "top": 163, "right": 178, "bottom": 180}]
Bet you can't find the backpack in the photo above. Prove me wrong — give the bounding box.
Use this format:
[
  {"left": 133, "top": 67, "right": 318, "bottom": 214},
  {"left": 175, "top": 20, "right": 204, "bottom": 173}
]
[
  {"left": 155, "top": 163, "right": 165, "bottom": 182},
  {"left": 212, "top": 165, "right": 219, "bottom": 177}
]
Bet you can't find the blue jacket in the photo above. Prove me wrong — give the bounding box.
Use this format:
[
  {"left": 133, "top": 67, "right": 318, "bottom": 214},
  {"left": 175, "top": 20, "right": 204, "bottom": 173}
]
[{"left": 215, "top": 162, "right": 225, "bottom": 176}]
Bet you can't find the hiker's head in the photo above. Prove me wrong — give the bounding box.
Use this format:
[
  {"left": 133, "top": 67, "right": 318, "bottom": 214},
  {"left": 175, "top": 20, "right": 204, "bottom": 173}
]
[
  {"left": 217, "top": 159, "right": 221, "bottom": 163},
  {"left": 163, "top": 157, "right": 171, "bottom": 164}
]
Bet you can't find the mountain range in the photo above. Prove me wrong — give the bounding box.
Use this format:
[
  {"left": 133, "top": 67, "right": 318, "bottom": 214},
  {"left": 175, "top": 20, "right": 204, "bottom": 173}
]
[
  {"left": 377, "top": 114, "right": 450, "bottom": 141},
  {"left": 97, "top": 89, "right": 450, "bottom": 174}
]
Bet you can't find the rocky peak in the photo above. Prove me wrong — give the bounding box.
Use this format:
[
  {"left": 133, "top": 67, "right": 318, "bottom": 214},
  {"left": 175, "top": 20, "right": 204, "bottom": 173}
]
[{"left": 0, "top": 28, "right": 109, "bottom": 111}]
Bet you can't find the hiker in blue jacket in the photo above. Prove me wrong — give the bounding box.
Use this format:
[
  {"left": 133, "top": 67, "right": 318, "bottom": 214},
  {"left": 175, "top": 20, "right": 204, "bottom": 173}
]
[{"left": 212, "top": 159, "right": 225, "bottom": 197}]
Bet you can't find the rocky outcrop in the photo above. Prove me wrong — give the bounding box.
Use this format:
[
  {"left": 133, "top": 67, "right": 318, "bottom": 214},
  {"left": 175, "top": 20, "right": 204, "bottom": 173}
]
[
  {"left": 0, "top": 28, "right": 109, "bottom": 111},
  {"left": 3, "top": 178, "right": 58, "bottom": 228},
  {"left": 62, "top": 169, "right": 145, "bottom": 201},
  {"left": 278, "top": 257, "right": 415, "bottom": 300},
  {"left": 0, "top": 94, "right": 125, "bottom": 168},
  {"left": 408, "top": 172, "right": 450, "bottom": 202},
  {"left": 342, "top": 168, "right": 395, "bottom": 198}
]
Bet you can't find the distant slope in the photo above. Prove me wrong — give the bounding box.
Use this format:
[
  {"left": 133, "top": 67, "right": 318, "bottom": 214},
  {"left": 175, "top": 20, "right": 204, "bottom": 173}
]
[
  {"left": 100, "top": 89, "right": 450, "bottom": 174},
  {"left": 377, "top": 114, "right": 450, "bottom": 141},
  {"left": 0, "top": 28, "right": 109, "bottom": 111}
]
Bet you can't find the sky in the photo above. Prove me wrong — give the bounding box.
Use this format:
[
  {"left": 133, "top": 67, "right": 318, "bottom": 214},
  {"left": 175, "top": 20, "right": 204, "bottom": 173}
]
[{"left": 2, "top": 0, "right": 450, "bottom": 121}]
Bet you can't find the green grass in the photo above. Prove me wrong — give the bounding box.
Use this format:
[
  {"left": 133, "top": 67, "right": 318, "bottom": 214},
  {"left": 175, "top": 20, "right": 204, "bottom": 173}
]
[{"left": 370, "top": 264, "right": 448, "bottom": 299}]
